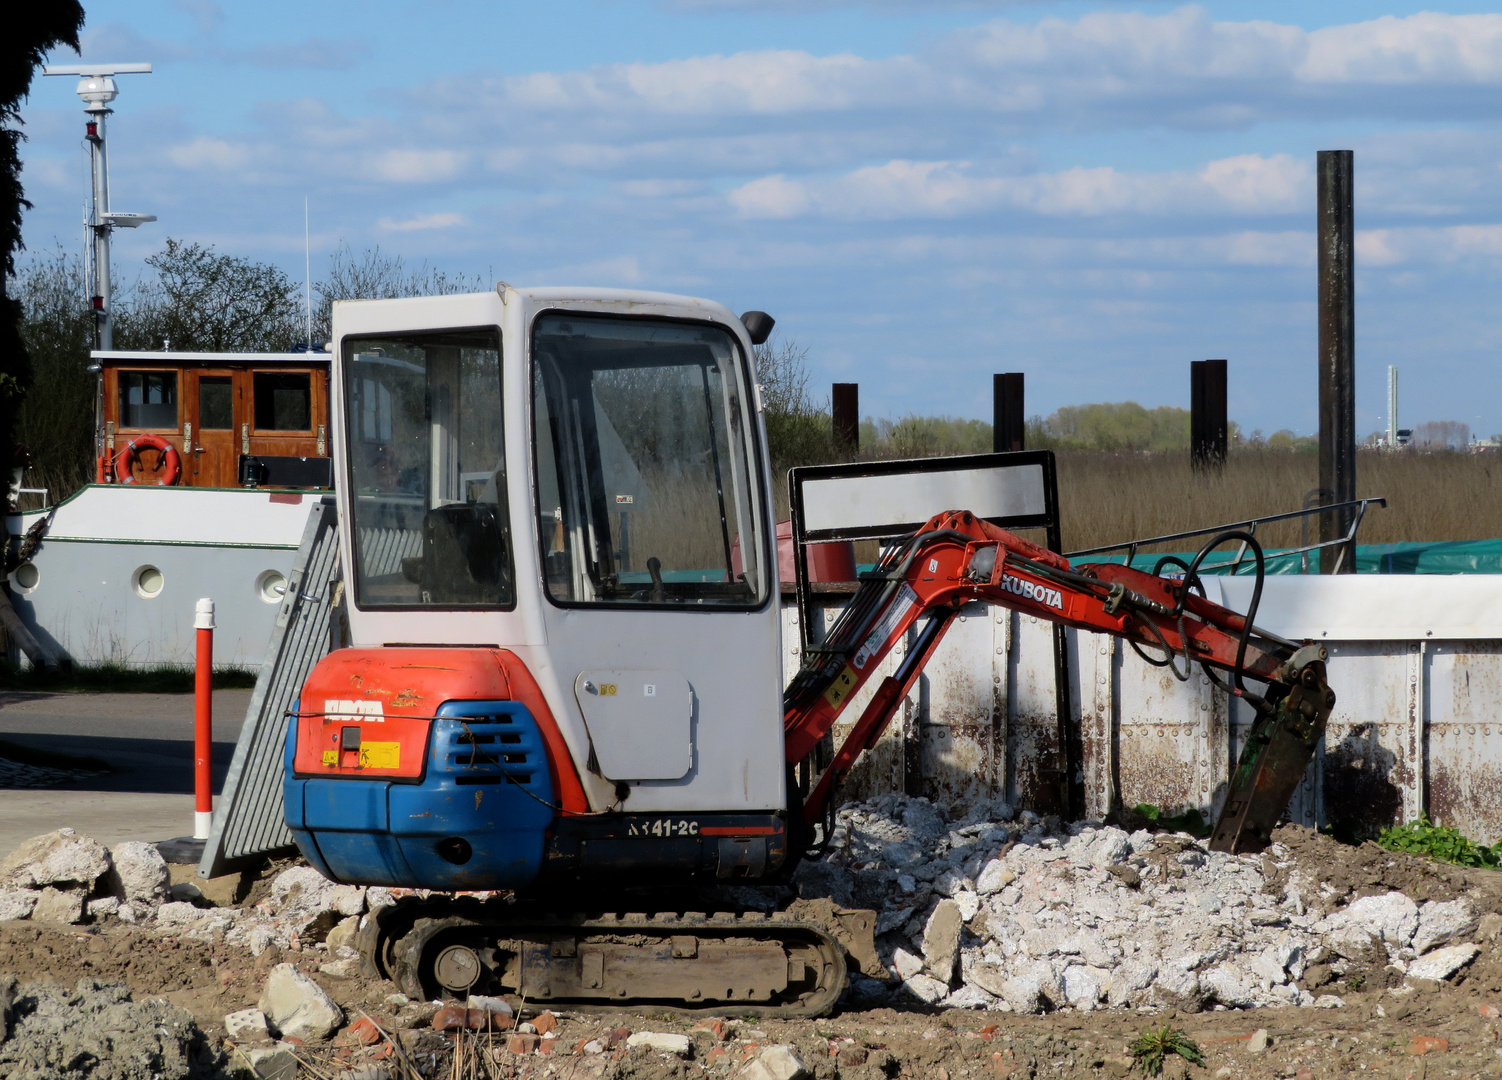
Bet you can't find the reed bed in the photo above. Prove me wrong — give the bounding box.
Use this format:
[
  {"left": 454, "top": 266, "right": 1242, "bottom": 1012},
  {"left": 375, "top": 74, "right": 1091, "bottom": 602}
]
[{"left": 1055, "top": 448, "right": 1502, "bottom": 555}]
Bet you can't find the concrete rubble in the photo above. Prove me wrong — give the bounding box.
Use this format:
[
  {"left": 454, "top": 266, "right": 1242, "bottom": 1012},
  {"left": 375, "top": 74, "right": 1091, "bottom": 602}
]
[
  {"left": 0, "top": 977, "right": 223, "bottom": 1080},
  {"left": 792, "top": 794, "right": 1487, "bottom": 1013}
]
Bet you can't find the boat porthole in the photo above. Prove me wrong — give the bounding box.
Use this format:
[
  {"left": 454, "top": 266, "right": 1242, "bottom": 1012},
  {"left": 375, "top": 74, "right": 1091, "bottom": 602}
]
[
  {"left": 133, "top": 565, "right": 164, "bottom": 599},
  {"left": 256, "top": 570, "right": 287, "bottom": 605},
  {"left": 11, "top": 562, "right": 38, "bottom": 593}
]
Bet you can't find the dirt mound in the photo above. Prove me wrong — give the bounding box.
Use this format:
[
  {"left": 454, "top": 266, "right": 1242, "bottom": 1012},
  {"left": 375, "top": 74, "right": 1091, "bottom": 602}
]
[
  {"left": 1270, "top": 824, "right": 1502, "bottom": 913},
  {"left": 0, "top": 976, "right": 223, "bottom": 1079}
]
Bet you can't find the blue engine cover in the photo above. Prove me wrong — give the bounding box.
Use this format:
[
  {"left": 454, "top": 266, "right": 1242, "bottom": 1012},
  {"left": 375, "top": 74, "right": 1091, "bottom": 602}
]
[{"left": 284, "top": 699, "right": 556, "bottom": 890}]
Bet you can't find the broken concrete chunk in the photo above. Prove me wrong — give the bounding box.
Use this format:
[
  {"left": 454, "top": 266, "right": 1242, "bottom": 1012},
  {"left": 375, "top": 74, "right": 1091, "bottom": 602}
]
[
  {"left": 258, "top": 962, "right": 344, "bottom": 1041},
  {"left": 1413, "top": 899, "right": 1478, "bottom": 956},
  {"left": 30, "top": 887, "right": 85, "bottom": 925},
  {"left": 902, "top": 974, "right": 950, "bottom": 1004},
  {"left": 0, "top": 829, "right": 110, "bottom": 890},
  {"left": 626, "top": 1031, "right": 692, "bottom": 1055},
  {"left": 1405, "top": 942, "right": 1480, "bottom": 983},
  {"left": 738, "top": 1044, "right": 811, "bottom": 1080},
  {"left": 975, "top": 859, "right": 1015, "bottom": 895},
  {"left": 892, "top": 947, "right": 923, "bottom": 981},
  {"left": 1201, "top": 963, "right": 1255, "bottom": 1008},
  {"left": 922, "top": 898, "right": 963, "bottom": 983},
  {"left": 1343, "top": 892, "right": 1419, "bottom": 947},
  {"left": 105, "top": 841, "right": 170, "bottom": 908},
  {"left": 0, "top": 889, "right": 38, "bottom": 921}
]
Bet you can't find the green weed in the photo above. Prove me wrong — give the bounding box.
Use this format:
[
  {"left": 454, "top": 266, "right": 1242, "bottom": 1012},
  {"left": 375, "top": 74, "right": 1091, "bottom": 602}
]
[
  {"left": 1128, "top": 1027, "right": 1204, "bottom": 1077},
  {"left": 1376, "top": 816, "right": 1502, "bottom": 869}
]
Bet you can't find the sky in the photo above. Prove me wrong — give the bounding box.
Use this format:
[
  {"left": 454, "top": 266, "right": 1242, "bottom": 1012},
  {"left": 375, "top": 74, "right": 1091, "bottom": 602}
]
[{"left": 16, "top": 0, "right": 1502, "bottom": 439}]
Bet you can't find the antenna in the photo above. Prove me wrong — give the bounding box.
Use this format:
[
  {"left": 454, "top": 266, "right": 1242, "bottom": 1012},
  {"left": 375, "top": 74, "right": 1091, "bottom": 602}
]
[
  {"left": 305, "top": 196, "right": 312, "bottom": 348},
  {"left": 42, "top": 63, "right": 155, "bottom": 354}
]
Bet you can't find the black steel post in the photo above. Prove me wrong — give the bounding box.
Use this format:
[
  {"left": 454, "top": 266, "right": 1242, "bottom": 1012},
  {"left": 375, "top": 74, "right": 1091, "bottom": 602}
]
[
  {"left": 1190, "top": 359, "right": 1228, "bottom": 471},
  {"left": 993, "top": 373, "right": 1025, "bottom": 452},
  {"left": 832, "top": 383, "right": 859, "bottom": 453},
  {"left": 1317, "top": 150, "right": 1357, "bottom": 574}
]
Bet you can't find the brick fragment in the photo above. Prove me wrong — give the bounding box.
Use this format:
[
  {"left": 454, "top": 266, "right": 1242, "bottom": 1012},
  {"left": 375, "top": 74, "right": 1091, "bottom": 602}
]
[
  {"left": 432, "top": 1005, "right": 468, "bottom": 1032},
  {"left": 348, "top": 1016, "right": 382, "bottom": 1046},
  {"left": 605, "top": 1027, "right": 630, "bottom": 1047},
  {"left": 1480, "top": 1003, "right": 1501, "bottom": 1019},
  {"left": 1408, "top": 1036, "right": 1449, "bottom": 1056},
  {"left": 692, "top": 1018, "right": 729, "bottom": 1041},
  {"left": 534, "top": 1011, "right": 559, "bottom": 1035},
  {"left": 507, "top": 1033, "right": 541, "bottom": 1055}
]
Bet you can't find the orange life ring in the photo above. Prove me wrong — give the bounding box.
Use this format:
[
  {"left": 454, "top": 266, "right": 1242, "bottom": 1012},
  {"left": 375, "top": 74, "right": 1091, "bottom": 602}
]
[{"left": 113, "top": 434, "right": 181, "bottom": 486}]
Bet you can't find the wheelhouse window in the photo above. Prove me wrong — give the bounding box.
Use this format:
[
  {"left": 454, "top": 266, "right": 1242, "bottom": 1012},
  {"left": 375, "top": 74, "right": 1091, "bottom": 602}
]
[
  {"left": 253, "top": 371, "right": 311, "bottom": 431},
  {"left": 198, "top": 376, "right": 233, "bottom": 429},
  {"left": 119, "top": 371, "right": 177, "bottom": 429},
  {"left": 343, "top": 328, "right": 512, "bottom": 609},
  {"left": 532, "top": 313, "right": 766, "bottom": 608}
]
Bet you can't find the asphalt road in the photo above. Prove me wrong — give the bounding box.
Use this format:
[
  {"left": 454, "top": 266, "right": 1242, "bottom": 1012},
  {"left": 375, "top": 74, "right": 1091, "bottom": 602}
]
[{"left": 0, "top": 689, "right": 254, "bottom": 855}]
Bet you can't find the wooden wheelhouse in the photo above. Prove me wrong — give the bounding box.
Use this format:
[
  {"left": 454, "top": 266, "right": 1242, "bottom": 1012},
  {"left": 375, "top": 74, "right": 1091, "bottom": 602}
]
[{"left": 97, "top": 350, "right": 333, "bottom": 488}]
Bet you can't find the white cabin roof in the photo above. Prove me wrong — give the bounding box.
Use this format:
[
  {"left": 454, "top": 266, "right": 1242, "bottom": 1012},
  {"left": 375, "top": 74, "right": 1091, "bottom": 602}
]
[{"left": 92, "top": 350, "right": 330, "bottom": 364}]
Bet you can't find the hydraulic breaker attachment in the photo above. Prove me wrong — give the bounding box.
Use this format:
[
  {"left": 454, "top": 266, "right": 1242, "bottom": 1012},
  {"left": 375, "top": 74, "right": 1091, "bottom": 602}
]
[{"left": 1208, "top": 645, "right": 1335, "bottom": 854}]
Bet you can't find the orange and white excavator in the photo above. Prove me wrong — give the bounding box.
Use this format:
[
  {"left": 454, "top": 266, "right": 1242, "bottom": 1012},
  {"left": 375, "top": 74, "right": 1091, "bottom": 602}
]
[{"left": 281, "top": 286, "right": 1334, "bottom": 1015}]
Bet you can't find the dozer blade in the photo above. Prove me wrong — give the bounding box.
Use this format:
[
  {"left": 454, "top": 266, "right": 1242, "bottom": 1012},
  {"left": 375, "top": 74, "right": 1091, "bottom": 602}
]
[{"left": 1209, "top": 657, "right": 1335, "bottom": 854}]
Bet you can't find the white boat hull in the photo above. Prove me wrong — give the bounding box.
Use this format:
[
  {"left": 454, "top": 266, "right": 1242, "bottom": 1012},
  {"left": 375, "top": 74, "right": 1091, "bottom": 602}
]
[{"left": 6, "top": 485, "right": 321, "bottom": 669}]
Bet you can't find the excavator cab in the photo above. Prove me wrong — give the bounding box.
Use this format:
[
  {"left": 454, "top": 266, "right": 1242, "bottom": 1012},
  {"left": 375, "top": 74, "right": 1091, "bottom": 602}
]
[{"left": 285, "top": 289, "right": 792, "bottom": 898}]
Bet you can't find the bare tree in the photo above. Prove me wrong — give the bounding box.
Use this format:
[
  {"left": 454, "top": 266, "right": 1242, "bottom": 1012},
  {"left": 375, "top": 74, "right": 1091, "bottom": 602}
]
[
  {"left": 313, "top": 243, "right": 488, "bottom": 341},
  {"left": 1412, "top": 420, "right": 1470, "bottom": 451}
]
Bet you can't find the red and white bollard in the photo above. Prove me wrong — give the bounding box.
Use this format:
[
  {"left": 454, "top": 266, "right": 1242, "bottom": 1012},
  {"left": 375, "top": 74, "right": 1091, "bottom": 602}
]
[{"left": 193, "top": 597, "right": 214, "bottom": 841}]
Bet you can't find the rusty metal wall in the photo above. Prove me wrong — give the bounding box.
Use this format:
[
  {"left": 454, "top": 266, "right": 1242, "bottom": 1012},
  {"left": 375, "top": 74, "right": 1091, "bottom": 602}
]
[{"left": 781, "top": 574, "right": 1502, "bottom": 844}]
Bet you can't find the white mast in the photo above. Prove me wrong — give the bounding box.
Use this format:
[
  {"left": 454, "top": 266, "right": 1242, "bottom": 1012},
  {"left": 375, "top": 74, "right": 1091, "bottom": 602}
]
[
  {"left": 1387, "top": 365, "right": 1398, "bottom": 448},
  {"left": 42, "top": 63, "right": 155, "bottom": 352}
]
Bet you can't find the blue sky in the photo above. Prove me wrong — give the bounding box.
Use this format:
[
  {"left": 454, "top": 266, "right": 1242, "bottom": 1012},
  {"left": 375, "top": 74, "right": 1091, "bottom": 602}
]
[{"left": 18, "top": 1, "right": 1502, "bottom": 439}]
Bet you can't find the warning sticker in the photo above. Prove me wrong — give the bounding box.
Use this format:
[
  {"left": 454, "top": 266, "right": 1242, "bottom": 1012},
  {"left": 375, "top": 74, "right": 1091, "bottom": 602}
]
[
  {"left": 853, "top": 584, "right": 918, "bottom": 671},
  {"left": 358, "top": 742, "right": 401, "bottom": 770},
  {"left": 321, "top": 750, "right": 337, "bottom": 766},
  {"left": 822, "top": 665, "right": 858, "bottom": 709}
]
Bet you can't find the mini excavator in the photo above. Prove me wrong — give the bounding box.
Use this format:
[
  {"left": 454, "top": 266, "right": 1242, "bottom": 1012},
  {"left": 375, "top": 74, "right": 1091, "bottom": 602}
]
[{"left": 282, "top": 286, "right": 1335, "bottom": 1016}]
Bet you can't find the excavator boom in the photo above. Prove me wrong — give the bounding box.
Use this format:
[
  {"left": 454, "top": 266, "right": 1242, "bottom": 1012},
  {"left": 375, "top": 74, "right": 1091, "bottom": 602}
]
[{"left": 783, "top": 510, "right": 1335, "bottom": 854}]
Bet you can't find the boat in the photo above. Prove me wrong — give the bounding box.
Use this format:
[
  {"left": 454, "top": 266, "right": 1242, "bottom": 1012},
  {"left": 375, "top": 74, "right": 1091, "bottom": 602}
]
[{"left": 8, "top": 64, "right": 334, "bottom": 669}]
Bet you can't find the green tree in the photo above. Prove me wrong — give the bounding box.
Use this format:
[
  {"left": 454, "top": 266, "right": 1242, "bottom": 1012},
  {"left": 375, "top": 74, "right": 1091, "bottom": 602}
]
[{"left": 2, "top": 3, "right": 86, "bottom": 511}]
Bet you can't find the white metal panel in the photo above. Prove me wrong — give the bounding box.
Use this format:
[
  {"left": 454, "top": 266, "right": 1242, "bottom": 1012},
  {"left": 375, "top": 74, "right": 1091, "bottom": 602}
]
[
  {"left": 11, "top": 486, "right": 314, "bottom": 547},
  {"left": 574, "top": 669, "right": 693, "bottom": 780},
  {"left": 1216, "top": 575, "right": 1502, "bottom": 641},
  {"left": 800, "top": 464, "right": 1046, "bottom": 536}
]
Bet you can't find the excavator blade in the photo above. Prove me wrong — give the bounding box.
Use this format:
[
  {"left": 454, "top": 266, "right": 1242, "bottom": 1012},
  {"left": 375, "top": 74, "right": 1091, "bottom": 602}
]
[{"left": 1209, "top": 658, "right": 1335, "bottom": 854}]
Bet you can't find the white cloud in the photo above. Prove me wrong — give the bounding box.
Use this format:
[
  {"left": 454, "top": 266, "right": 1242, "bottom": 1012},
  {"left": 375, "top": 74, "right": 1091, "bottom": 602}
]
[
  {"left": 377, "top": 212, "right": 466, "bottom": 231},
  {"left": 729, "top": 153, "right": 1309, "bottom": 220},
  {"left": 167, "top": 136, "right": 253, "bottom": 171},
  {"left": 727, "top": 174, "right": 811, "bottom": 218},
  {"left": 369, "top": 149, "right": 468, "bottom": 183},
  {"left": 1301, "top": 13, "right": 1502, "bottom": 85}
]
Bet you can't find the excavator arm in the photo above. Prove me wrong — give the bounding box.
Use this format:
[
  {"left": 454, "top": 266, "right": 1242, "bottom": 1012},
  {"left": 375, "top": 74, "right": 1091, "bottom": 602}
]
[{"left": 782, "top": 510, "right": 1336, "bottom": 854}]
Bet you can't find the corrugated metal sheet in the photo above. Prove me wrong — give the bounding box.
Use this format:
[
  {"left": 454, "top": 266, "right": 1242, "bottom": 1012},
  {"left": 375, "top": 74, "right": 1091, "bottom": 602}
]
[{"left": 198, "top": 498, "right": 342, "bottom": 878}]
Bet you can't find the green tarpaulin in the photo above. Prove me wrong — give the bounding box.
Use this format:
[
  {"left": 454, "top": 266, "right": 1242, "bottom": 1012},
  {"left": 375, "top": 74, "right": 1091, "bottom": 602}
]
[{"left": 1072, "top": 537, "right": 1502, "bottom": 575}]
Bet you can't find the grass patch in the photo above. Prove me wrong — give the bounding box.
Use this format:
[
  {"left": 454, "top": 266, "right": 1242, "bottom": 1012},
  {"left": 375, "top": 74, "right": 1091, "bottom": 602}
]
[
  {"left": 0, "top": 737, "right": 112, "bottom": 773},
  {"left": 1377, "top": 815, "right": 1502, "bottom": 869},
  {"left": 0, "top": 663, "right": 258, "bottom": 694},
  {"left": 1128, "top": 1027, "right": 1204, "bottom": 1077}
]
